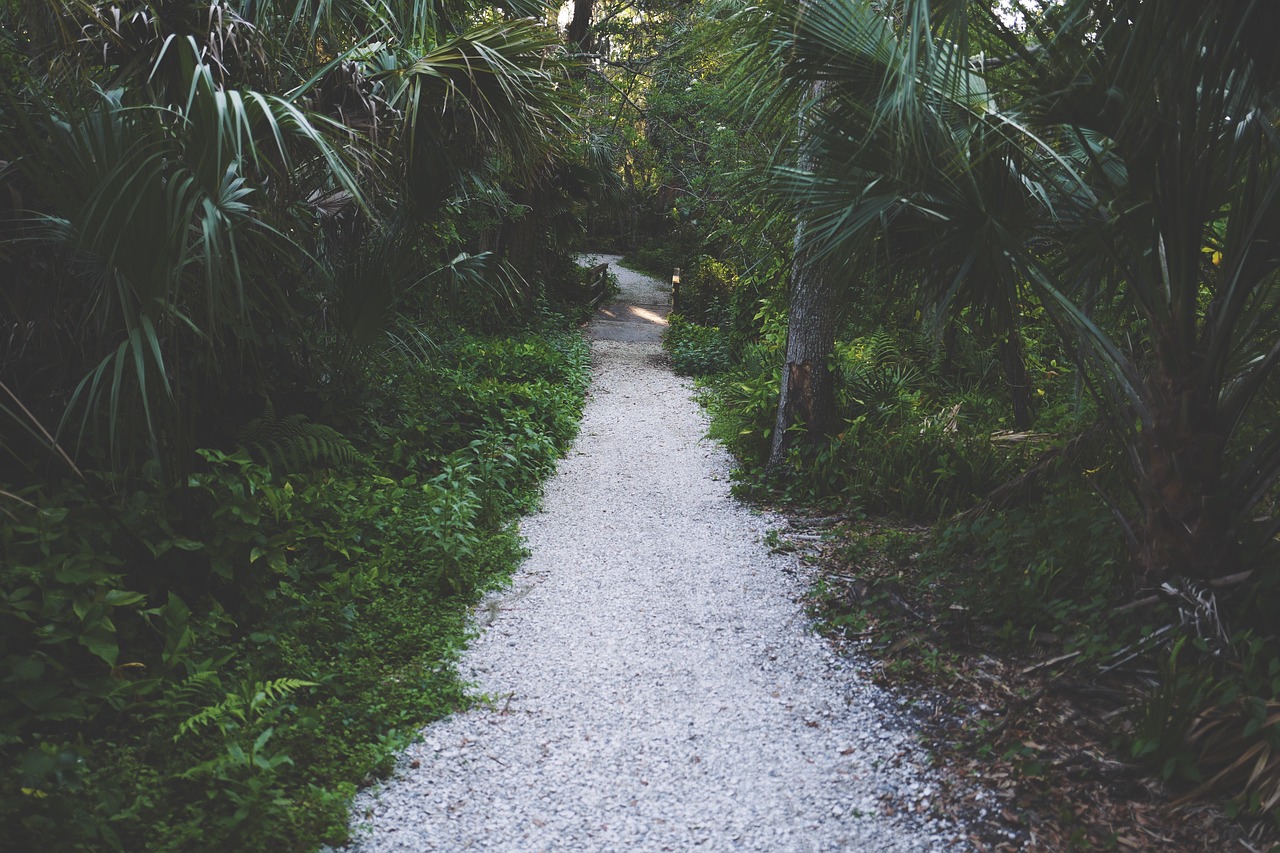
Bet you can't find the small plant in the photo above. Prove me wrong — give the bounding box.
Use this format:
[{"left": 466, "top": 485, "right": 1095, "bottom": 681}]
[
  {"left": 239, "top": 402, "right": 361, "bottom": 475},
  {"left": 663, "top": 315, "right": 731, "bottom": 377},
  {"left": 762, "top": 527, "right": 795, "bottom": 553}
]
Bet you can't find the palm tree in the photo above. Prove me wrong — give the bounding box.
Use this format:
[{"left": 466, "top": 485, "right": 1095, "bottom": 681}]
[
  {"left": 3, "top": 39, "right": 361, "bottom": 474},
  {"left": 1, "top": 0, "right": 582, "bottom": 481},
  {"left": 1013, "top": 1, "right": 1280, "bottom": 583},
  {"left": 746, "top": 0, "right": 1035, "bottom": 470},
  {"left": 756, "top": 0, "right": 1280, "bottom": 584}
]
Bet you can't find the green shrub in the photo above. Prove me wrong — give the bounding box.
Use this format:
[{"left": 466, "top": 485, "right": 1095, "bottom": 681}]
[
  {"left": 621, "top": 243, "right": 683, "bottom": 278},
  {"left": 0, "top": 322, "right": 590, "bottom": 852},
  {"left": 788, "top": 412, "right": 1028, "bottom": 516},
  {"left": 703, "top": 320, "right": 1034, "bottom": 515},
  {"left": 663, "top": 315, "right": 730, "bottom": 376},
  {"left": 705, "top": 342, "right": 783, "bottom": 467},
  {"left": 930, "top": 485, "right": 1127, "bottom": 634},
  {"left": 674, "top": 255, "right": 737, "bottom": 324}
]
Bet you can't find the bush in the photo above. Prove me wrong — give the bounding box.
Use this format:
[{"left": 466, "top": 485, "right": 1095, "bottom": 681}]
[
  {"left": 0, "top": 323, "right": 590, "bottom": 852},
  {"left": 674, "top": 255, "right": 737, "bottom": 324},
  {"left": 702, "top": 320, "right": 1035, "bottom": 515},
  {"left": 931, "top": 484, "right": 1127, "bottom": 633},
  {"left": 621, "top": 242, "right": 684, "bottom": 279},
  {"left": 663, "top": 315, "right": 730, "bottom": 376}
]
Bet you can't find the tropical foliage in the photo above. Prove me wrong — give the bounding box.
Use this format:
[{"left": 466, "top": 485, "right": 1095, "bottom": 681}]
[
  {"left": 635, "top": 0, "right": 1280, "bottom": 833},
  {"left": 771, "top": 0, "right": 1280, "bottom": 588},
  {"left": 10, "top": 0, "right": 1280, "bottom": 842},
  {"left": 1, "top": 0, "right": 600, "bottom": 848},
  {"left": 2, "top": 0, "right": 587, "bottom": 482}
]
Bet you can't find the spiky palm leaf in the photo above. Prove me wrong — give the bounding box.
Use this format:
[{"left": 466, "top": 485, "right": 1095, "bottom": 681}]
[
  {"left": 1175, "top": 698, "right": 1280, "bottom": 814},
  {"left": 326, "top": 222, "right": 512, "bottom": 365},
  {"left": 752, "top": 0, "right": 1280, "bottom": 581},
  {"left": 4, "top": 40, "right": 366, "bottom": 473},
  {"left": 368, "top": 18, "right": 576, "bottom": 210}
]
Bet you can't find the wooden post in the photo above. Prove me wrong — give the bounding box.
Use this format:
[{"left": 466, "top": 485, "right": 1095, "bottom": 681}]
[{"left": 671, "top": 267, "right": 681, "bottom": 314}]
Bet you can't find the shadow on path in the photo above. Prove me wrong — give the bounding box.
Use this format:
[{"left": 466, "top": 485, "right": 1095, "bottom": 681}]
[{"left": 579, "top": 253, "right": 671, "bottom": 344}]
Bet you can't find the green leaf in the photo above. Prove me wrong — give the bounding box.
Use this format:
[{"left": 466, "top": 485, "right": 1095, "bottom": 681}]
[
  {"left": 103, "top": 590, "right": 145, "bottom": 607},
  {"left": 78, "top": 628, "right": 119, "bottom": 666},
  {"left": 253, "top": 726, "right": 275, "bottom": 753},
  {"left": 10, "top": 658, "right": 46, "bottom": 681}
]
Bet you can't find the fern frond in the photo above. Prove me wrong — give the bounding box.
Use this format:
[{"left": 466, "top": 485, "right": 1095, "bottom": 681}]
[
  {"left": 174, "top": 676, "right": 317, "bottom": 741},
  {"left": 149, "top": 666, "right": 224, "bottom": 726},
  {"left": 176, "top": 693, "right": 246, "bottom": 741},
  {"left": 248, "top": 677, "right": 319, "bottom": 713},
  {"left": 239, "top": 400, "right": 359, "bottom": 473}
]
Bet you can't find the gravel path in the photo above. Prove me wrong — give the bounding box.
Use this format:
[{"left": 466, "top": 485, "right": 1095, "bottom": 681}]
[{"left": 341, "top": 257, "right": 965, "bottom": 851}]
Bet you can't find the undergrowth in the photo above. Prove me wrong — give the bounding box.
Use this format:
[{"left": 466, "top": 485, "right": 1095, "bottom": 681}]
[
  {"left": 0, "top": 320, "right": 590, "bottom": 851},
  {"left": 667, "top": 271, "right": 1280, "bottom": 843},
  {"left": 803, "top": 510, "right": 1275, "bottom": 849}
]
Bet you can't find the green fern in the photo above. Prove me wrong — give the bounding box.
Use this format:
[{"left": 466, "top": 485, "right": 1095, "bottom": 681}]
[
  {"left": 168, "top": 667, "right": 223, "bottom": 707},
  {"left": 145, "top": 665, "right": 223, "bottom": 726},
  {"left": 859, "top": 329, "right": 901, "bottom": 368},
  {"left": 239, "top": 400, "right": 359, "bottom": 473},
  {"left": 176, "top": 677, "right": 318, "bottom": 741}
]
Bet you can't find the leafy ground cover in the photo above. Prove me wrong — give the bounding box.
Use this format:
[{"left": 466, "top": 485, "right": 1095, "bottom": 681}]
[{"left": 1, "top": 321, "right": 590, "bottom": 852}]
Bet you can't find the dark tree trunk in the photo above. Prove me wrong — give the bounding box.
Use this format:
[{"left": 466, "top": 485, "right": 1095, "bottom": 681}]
[
  {"left": 767, "top": 222, "right": 839, "bottom": 471},
  {"left": 1137, "top": 369, "right": 1231, "bottom": 581},
  {"left": 997, "top": 330, "right": 1035, "bottom": 431},
  {"left": 500, "top": 186, "right": 538, "bottom": 270},
  {"left": 623, "top": 158, "right": 638, "bottom": 248},
  {"left": 567, "top": 0, "right": 593, "bottom": 52}
]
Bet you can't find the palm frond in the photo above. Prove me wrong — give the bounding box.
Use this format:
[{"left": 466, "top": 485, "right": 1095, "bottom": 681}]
[
  {"left": 6, "top": 50, "right": 368, "bottom": 473},
  {"left": 371, "top": 18, "right": 577, "bottom": 208}
]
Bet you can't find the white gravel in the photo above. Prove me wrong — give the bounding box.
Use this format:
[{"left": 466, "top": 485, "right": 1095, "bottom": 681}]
[{"left": 340, "top": 258, "right": 967, "bottom": 852}]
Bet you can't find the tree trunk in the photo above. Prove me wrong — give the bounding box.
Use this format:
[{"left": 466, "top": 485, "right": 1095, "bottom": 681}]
[
  {"left": 567, "top": 0, "right": 593, "bottom": 52},
  {"left": 997, "top": 330, "right": 1035, "bottom": 431},
  {"left": 767, "top": 222, "right": 838, "bottom": 471},
  {"left": 1137, "top": 371, "right": 1231, "bottom": 581},
  {"left": 623, "top": 158, "right": 638, "bottom": 248},
  {"left": 767, "top": 72, "right": 839, "bottom": 472}
]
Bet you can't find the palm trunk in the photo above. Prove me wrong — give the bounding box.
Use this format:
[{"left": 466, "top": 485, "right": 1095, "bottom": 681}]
[
  {"left": 767, "top": 72, "right": 839, "bottom": 472},
  {"left": 1138, "top": 371, "right": 1231, "bottom": 581},
  {"left": 767, "top": 221, "right": 838, "bottom": 471}
]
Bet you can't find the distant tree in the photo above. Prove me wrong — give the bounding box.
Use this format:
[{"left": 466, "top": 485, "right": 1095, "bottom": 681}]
[{"left": 567, "top": 0, "right": 594, "bottom": 50}]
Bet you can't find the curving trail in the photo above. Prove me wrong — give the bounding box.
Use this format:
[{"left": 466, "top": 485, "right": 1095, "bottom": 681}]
[{"left": 341, "top": 256, "right": 964, "bottom": 851}]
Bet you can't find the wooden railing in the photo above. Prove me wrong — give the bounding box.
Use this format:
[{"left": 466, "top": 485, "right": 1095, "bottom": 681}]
[{"left": 587, "top": 262, "right": 609, "bottom": 310}]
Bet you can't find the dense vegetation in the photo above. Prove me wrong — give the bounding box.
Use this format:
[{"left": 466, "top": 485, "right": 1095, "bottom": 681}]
[
  {"left": 0, "top": 0, "right": 598, "bottom": 848},
  {"left": 631, "top": 0, "right": 1280, "bottom": 839},
  {"left": 8, "top": 0, "right": 1280, "bottom": 846}
]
